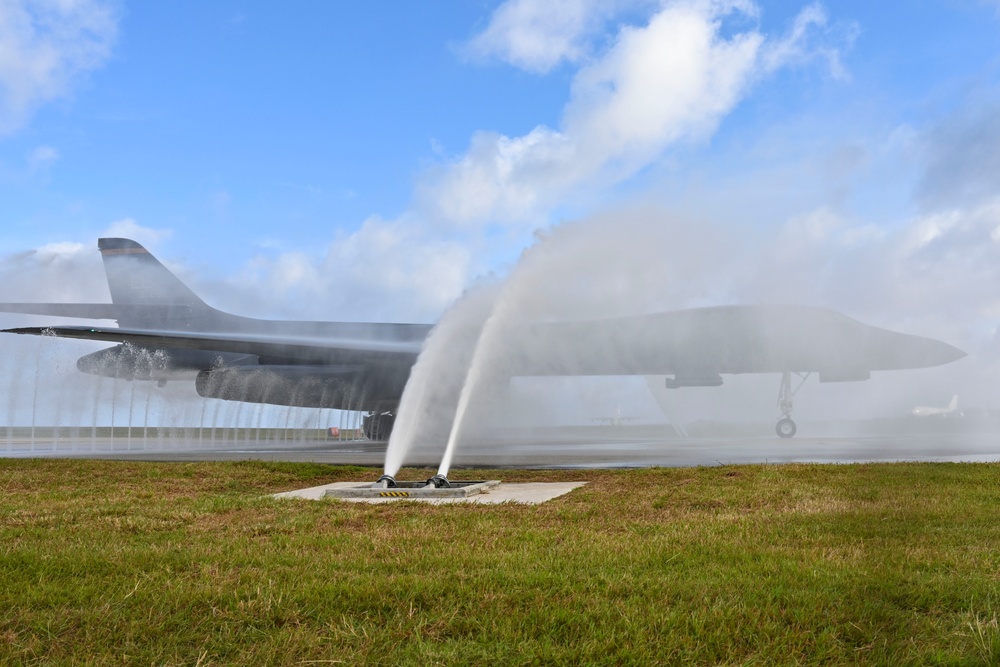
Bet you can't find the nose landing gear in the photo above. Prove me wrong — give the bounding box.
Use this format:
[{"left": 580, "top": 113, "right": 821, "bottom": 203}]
[{"left": 776, "top": 371, "right": 811, "bottom": 438}]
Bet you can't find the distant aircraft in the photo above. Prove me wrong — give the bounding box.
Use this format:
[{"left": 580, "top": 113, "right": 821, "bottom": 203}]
[
  {"left": 0, "top": 238, "right": 967, "bottom": 440},
  {"left": 912, "top": 395, "right": 959, "bottom": 417},
  {"left": 592, "top": 407, "right": 641, "bottom": 427}
]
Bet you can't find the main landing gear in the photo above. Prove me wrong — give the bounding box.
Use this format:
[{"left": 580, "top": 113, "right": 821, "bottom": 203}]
[
  {"left": 776, "top": 371, "right": 811, "bottom": 438},
  {"left": 362, "top": 411, "right": 396, "bottom": 441}
]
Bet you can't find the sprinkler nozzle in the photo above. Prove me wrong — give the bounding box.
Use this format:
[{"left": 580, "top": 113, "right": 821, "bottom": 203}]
[
  {"left": 373, "top": 474, "right": 397, "bottom": 489},
  {"left": 427, "top": 474, "right": 450, "bottom": 488}
]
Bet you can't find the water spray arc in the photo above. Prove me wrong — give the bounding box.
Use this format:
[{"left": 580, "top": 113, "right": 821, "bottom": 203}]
[
  {"left": 432, "top": 233, "right": 587, "bottom": 478},
  {"left": 383, "top": 284, "right": 501, "bottom": 477},
  {"left": 435, "top": 312, "right": 504, "bottom": 478}
]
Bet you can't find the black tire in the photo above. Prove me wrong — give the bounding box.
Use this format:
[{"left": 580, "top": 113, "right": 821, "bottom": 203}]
[
  {"left": 776, "top": 418, "right": 797, "bottom": 438},
  {"left": 362, "top": 412, "right": 396, "bottom": 441}
]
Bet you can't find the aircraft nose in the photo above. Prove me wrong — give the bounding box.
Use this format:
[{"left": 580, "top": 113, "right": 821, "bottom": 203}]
[
  {"left": 938, "top": 341, "right": 967, "bottom": 365},
  {"left": 892, "top": 333, "right": 966, "bottom": 370}
]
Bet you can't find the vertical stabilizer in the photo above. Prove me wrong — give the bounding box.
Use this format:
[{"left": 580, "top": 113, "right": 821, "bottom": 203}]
[{"left": 98, "top": 238, "right": 212, "bottom": 329}]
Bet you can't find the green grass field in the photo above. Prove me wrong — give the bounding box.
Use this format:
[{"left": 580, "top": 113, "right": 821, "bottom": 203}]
[{"left": 2, "top": 459, "right": 999, "bottom": 665}]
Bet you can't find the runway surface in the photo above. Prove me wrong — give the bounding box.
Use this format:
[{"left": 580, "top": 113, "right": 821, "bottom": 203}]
[{"left": 3, "top": 420, "right": 1000, "bottom": 468}]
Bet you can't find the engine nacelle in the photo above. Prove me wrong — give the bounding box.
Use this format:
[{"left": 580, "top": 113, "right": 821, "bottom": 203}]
[
  {"left": 77, "top": 344, "right": 238, "bottom": 382},
  {"left": 664, "top": 374, "right": 724, "bottom": 389},
  {"left": 818, "top": 368, "right": 871, "bottom": 382},
  {"left": 195, "top": 364, "right": 407, "bottom": 412},
  {"left": 77, "top": 345, "right": 172, "bottom": 381}
]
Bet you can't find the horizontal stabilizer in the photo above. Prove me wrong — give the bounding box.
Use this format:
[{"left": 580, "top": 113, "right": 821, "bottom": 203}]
[
  {"left": 0, "top": 303, "right": 122, "bottom": 319},
  {"left": 0, "top": 303, "right": 198, "bottom": 328}
]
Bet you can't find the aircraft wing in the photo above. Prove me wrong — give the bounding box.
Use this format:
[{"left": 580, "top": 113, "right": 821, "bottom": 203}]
[{"left": 2, "top": 325, "right": 423, "bottom": 365}]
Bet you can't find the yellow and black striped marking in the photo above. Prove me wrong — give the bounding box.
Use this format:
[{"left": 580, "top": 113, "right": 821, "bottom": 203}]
[{"left": 379, "top": 491, "right": 410, "bottom": 497}]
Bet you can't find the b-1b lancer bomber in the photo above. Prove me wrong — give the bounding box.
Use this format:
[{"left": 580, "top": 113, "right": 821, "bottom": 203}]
[{"left": 0, "top": 238, "right": 966, "bottom": 439}]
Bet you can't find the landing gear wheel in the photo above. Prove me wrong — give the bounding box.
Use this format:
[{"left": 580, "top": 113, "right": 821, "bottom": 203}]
[
  {"left": 362, "top": 412, "right": 396, "bottom": 441},
  {"left": 776, "top": 418, "right": 797, "bottom": 439},
  {"left": 775, "top": 371, "right": 809, "bottom": 439}
]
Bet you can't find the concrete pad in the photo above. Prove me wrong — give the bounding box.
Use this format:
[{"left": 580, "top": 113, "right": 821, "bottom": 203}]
[
  {"left": 326, "top": 480, "right": 501, "bottom": 500},
  {"left": 273, "top": 481, "right": 587, "bottom": 505}
]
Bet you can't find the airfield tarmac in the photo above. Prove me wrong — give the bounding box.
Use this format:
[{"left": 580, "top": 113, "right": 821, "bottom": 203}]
[{"left": 4, "top": 420, "right": 1000, "bottom": 468}]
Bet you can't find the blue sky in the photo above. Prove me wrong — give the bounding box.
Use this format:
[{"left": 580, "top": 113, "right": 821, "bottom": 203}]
[{"left": 2, "top": 0, "right": 1000, "bottom": 332}]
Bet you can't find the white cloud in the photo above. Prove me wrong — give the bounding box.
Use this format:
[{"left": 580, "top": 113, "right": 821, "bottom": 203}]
[
  {"left": 424, "top": 0, "right": 848, "bottom": 230},
  {"left": 916, "top": 102, "right": 1000, "bottom": 210},
  {"left": 760, "top": 2, "right": 854, "bottom": 80},
  {"left": 0, "top": 220, "right": 179, "bottom": 319},
  {"left": 899, "top": 210, "right": 960, "bottom": 254},
  {"left": 462, "top": 0, "right": 623, "bottom": 73},
  {"left": 101, "top": 219, "right": 172, "bottom": 250},
  {"left": 716, "top": 197, "right": 1000, "bottom": 359},
  {"left": 0, "top": 238, "right": 107, "bottom": 307},
  {"left": 26, "top": 143, "right": 58, "bottom": 171},
  {"left": 35, "top": 239, "right": 86, "bottom": 260},
  {"left": 565, "top": 1, "right": 762, "bottom": 167},
  {"left": 0, "top": 0, "right": 119, "bottom": 134},
  {"left": 227, "top": 216, "right": 475, "bottom": 322},
  {"left": 0, "top": 216, "right": 468, "bottom": 326}
]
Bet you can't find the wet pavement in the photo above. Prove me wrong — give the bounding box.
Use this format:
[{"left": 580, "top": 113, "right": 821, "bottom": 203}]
[{"left": 5, "top": 420, "right": 1000, "bottom": 469}]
